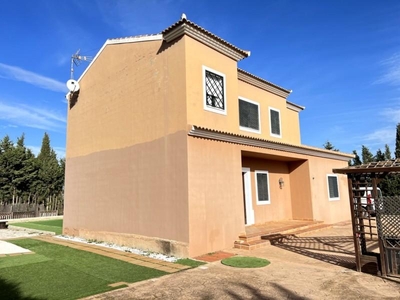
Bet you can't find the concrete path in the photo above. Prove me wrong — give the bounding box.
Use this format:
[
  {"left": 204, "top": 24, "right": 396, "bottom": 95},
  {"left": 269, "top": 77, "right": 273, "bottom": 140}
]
[
  {"left": 83, "top": 224, "right": 400, "bottom": 300},
  {"left": 33, "top": 236, "right": 191, "bottom": 274},
  {"left": 0, "top": 240, "right": 31, "bottom": 256}
]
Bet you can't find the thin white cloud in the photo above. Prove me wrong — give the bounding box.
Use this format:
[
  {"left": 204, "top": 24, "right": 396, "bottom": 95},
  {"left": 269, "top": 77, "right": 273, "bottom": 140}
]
[
  {"left": 381, "top": 107, "right": 400, "bottom": 123},
  {"left": 0, "top": 102, "right": 65, "bottom": 131},
  {"left": 0, "top": 63, "right": 66, "bottom": 93},
  {"left": 374, "top": 52, "right": 400, "bottom": 86},
  {"left": 363, "top": 127, "right": 395, "bottom": 146}
]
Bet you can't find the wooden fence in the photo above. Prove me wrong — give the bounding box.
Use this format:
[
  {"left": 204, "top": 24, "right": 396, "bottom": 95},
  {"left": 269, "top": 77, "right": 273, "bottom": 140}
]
[{"left": 0, "top": 210, "right": 58, "bottom": 220}]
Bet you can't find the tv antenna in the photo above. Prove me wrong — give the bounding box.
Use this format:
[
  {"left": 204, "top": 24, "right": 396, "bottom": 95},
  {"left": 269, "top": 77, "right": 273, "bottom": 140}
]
[{"left": 70, "top": 49, "right": 92, "bottom": 79}]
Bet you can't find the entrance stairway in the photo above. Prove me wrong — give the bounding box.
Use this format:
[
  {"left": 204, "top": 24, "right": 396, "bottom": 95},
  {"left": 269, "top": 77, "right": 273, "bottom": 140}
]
[{"left": 234, "top": 220, "right": 332, "bottom": 250}]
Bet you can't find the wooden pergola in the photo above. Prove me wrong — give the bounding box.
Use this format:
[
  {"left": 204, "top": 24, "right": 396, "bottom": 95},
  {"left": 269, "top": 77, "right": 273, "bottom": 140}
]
[{"left": 333, "top": 159, "right": 400, "bottom": 277}]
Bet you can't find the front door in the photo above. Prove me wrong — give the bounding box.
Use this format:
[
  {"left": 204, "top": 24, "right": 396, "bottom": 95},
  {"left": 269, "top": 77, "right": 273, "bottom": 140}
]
[{"left": 242, "top": 168, "right": 254, "bottom": 225}]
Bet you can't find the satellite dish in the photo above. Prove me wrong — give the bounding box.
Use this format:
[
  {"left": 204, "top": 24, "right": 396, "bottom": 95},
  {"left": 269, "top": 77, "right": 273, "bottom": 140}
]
[
  {"left": 65, "top": 92, "right": 71, "bottom": 101},
  {"left": 66, "top": 79, "right": 80, "bottom": 92}
]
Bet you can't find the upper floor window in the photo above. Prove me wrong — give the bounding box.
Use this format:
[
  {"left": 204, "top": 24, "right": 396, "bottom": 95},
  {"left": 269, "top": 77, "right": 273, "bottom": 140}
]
[
  {"left": 269, "top": 107, "right": 281, "bottom": 138},
  {"left": 327, "top": 175, "right": 340, "bottom": 201},
  {"left": 203, "top": 66, "right": 226, "bottom": 115},
  {"left": 239, "top": 98, "right": 260, "bottom": 133}
]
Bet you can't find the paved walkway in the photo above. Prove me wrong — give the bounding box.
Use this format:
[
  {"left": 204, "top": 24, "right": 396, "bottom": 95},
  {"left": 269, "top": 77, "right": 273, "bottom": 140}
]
[
  {"left": 195, "top": 251, "right": 235, "bottom": 262},
  {"left": 33, "top": 236, "right": 191, "bottom": 274},
  {"left": 83, "top": 224, "right": 400, "bottom": 300},
  {"left": 0, "top": 240, "right": 32, "bottom": 256}
]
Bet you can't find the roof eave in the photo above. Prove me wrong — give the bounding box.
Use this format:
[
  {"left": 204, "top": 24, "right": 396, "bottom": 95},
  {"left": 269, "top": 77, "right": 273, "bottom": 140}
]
[
  {"left": 162, "top": 20, "right": 249, "bottom": 62},
  {"left": 189, "top": 126, "right": 353, "bottom": 161},
  {"left": 77, "top": 34, "right": 163, "bottom": 83},
  {"left": 237, "top": 68, "right": 291, "bottom": 99}
]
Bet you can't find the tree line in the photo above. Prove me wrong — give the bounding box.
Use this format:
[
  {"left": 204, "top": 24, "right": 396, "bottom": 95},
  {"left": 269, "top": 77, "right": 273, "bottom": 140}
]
[
  {"left": 0, "top": 132, "right": 64, "bottom": 210},
  {"left": 324, "top": 123, "right": 400, "bottom": 196}
]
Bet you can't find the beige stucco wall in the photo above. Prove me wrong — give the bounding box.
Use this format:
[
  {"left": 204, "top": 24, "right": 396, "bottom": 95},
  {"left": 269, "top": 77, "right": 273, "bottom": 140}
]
[
  {"left": 289, "top": 160, "right": 314, "bottom": 220},
  {"left": 184, "top": 36, "right": 239, "bottom": 133},
  {"left": 64, "top": 32, "right": 351, "bottom": 258},
  {"left": 187, "top": 133, "right": 351, "bottom": 256},
  {"left": 183, "top": 35, "right": 301, "bottom": 145},
  {"left": 237, "top": 80, "right": 301, "bottom": 145},
  {"left": 64, "top": 38, "right": 191, "bottom": 256},
  {"left": 285, "top": 108, "right": 302, "bottom": 144},
  {"left": 187, "top": 136, "right": 244, "bottom": 257},
  {"left": 241, "top": 157, "right": 293, "bottom": 222},
  {"left": 308, "top": 157, "right": 350, "bottom": 224},
  {"left": 66, "top": 39, "right": 187, "bottom": 158}
]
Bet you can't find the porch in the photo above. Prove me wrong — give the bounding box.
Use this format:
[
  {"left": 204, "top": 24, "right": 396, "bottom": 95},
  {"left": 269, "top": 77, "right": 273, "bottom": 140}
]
[{"left": 234, "top": 220, "right": 332, "bottom": 250}]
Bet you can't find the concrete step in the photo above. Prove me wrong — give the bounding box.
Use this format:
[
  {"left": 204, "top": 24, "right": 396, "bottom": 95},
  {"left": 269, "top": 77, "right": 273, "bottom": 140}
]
[
  {"left": 238, "top": 221, "right": 325, "bottom": 243},
  {"left": 234, "top": 239, "right": 269, "bottom": 250},
  {"left": 235, "top": 222, "right": 333, "bottom": 250}
]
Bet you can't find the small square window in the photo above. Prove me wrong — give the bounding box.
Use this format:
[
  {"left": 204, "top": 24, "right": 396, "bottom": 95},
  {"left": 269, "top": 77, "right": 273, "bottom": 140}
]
[
  {"left": 203, "top": 66, "right": 226, "bottom": 115},
  {"left": 255, "top": 171, "right": 270, "bottom": 205},
  {"left": 327, "top": 175, "right": 340, "bottom": 201},
  {"left": 239, "top": 98, "right": 260, "bottom": 133},
  {"left": 269, "top": 107, "right": 281, "bottom": 138}
]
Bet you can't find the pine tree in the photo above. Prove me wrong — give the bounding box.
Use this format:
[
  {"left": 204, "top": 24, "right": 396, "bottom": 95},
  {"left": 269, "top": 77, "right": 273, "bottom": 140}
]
[
  {"left": 323, "top": 141, "right": 339, "bottom": 151},
  {"left": 37, "top": 133, "right": 51, "bottom": 161},
  {"left": 361, "top": 145, "right": 374, "bottom": 164},
  {"left": 384, "top": 144, "right": 392, "bottom": 160},
  {"left": 36, "top": 133, "right": 64, "bottom": 209},
  {"left": 0, "top": 132, "right": 64, "bottom": 209},
  {"left": 0, "top": 136, "right": 15, "bottom": 203},
  {"left": 396, "top": 123, "right": 400, "bottom": 159},
  {"left": 351, "top": 150, "right": 362, "bottom": 166},
  {"left": 375, "top": 149, "right": 385, "bottom": 162}
]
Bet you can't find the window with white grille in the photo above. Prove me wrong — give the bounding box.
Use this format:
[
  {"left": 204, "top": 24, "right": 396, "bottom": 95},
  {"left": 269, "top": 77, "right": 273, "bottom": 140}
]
[
  {"left": 203, "top": 66, "right": 226, "bottom": 115},
  {"left": 239, "top": 98, "right": 260, "bottom": 133}
]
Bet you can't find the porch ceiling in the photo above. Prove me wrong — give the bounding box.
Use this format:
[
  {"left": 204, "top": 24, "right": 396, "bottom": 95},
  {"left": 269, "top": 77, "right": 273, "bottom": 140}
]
[{"left": 241, "top": 150, "right": 305, "bottom": 162}]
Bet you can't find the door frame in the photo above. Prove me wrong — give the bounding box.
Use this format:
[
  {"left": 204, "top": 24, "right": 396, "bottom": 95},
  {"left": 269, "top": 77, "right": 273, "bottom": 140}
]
[{"left": 242, "top": 167, "right": 255, "bottom": 226}]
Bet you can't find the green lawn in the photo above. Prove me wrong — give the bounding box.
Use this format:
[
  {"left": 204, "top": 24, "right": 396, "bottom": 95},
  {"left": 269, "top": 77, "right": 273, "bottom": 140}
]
[
  {"left": 221, "top": 256, "right": 270, "bottom": 268},
  {"left": 11, "top": 219, "right": 63, "bottom": 235},
  {"left": 0, "top": 239, "right": 167, "bottom": 300},
  {"left": 175, "top": 258, "right": 206, "bottom": 268}
]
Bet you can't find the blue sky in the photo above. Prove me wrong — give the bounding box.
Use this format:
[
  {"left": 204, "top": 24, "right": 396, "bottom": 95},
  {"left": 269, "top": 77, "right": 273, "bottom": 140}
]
[{"left": 0, "top": 0, "right": 399, "bottom": 158}]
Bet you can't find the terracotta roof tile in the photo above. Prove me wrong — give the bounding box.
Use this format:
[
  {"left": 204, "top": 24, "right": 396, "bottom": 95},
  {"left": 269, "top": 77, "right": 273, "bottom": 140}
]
[{"left": 162, "top": 18, "right": 250, "bottom": 58}]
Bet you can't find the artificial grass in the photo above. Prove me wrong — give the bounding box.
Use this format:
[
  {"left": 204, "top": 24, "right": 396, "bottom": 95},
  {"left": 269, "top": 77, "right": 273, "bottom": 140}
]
[
  {"left": 11, "top": 219, "right": 63, "bottom": 235},
  {"left": 1, "top": 239, "right": 167, "bottom": 300},
  {"left": 221, "top": 256, "right": 270, "bottom": 268},
  {"left": 175, "top": 258, "right": 206, "bottom": 268}
]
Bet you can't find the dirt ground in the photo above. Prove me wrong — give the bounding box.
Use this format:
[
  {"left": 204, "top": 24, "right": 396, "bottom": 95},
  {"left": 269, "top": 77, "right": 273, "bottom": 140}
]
[{"left": 84, "top": 224, "right": 400, "bottom": 300}]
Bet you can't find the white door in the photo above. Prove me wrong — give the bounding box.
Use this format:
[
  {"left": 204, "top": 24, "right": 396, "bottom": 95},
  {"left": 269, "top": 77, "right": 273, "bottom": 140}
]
[{"left": 242, "top": 168, "right": 254, "bottom": 225}]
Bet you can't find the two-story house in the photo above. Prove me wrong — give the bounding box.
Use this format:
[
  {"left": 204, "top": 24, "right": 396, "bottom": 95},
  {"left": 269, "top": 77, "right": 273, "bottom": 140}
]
[{"left": 64, "top": 16, "right": 353, "bottom": 257}]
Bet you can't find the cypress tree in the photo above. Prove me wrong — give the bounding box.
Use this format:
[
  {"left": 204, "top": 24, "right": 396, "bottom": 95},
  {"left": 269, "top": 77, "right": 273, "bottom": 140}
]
[
  {"left": 384, "top": 144, "right": 392, "bottom": 160},
  {"left": 361, "top": 145, "right": 374, "bottom": 164},
  {"left": 396, "top": 123, "right": 400, "bottom": 159}
]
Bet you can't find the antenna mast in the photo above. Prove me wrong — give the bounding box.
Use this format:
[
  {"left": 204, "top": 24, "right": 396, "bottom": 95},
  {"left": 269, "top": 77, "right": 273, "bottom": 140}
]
[{"left": 70, "top": 49, "right": 92, "bottom": 79}]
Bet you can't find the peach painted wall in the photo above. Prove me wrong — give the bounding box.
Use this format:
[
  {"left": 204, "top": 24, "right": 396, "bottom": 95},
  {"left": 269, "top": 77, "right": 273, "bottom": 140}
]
[
  {"left": 186, "top": 133, "right": 351, "bottom": 255},
  {"left": 308, "top": 157, "right": 350, "bottom": 223},
  {"left": 241, "top": 157, "right": 293, "bottom": 222},
  {"left": 64, "top": 38, "right": 191, "bottom": 253},
  {"left": 288, "top": 160, "right": 314, "bottom": 220},
  {"left": 237, "top": 80, "right": 301, "bottom": 145},
  {"left": 187, "top": 137, "right": 244, "bottom": 257},
  {"left": 183, "top": 35, "right": 301, "bottom": 145},
  {"left": 184, "top": 36, "right": 239, "bottom": 133},
  {"left": 66, "top": 39, "right": 187, "bottom": 158}
]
